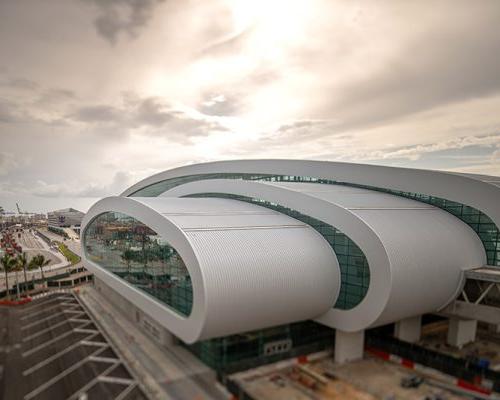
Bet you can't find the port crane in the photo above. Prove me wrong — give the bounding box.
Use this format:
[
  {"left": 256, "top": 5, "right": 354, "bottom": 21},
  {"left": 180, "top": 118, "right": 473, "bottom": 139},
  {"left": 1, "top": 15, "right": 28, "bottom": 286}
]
[{"left": 16, "top": 203, "right": 31, "bottom": 215}]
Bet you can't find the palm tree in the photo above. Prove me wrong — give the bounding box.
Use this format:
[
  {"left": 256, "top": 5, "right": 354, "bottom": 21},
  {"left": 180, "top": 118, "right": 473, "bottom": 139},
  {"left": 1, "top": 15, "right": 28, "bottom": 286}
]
[
  {"left": 16, "top": 252, "right": 29, "bottom": 295},
  {"left": 0, "top": 253, "right": 17, "bottom": 300},
  {"left": 121, "top": 249, "right": 134, "bottom": 277},
  {"left": 29, "top": 254, "right": 50, "bottom": 283},
  {"left": 13, "top": 260, "right": 22, "bottom": 299}
]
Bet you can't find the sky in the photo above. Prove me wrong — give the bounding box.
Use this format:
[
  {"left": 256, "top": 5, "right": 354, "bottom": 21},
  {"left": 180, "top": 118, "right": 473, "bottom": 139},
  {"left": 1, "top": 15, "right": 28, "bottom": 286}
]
[{"left": 1, "top": 0, "right": 500, "bottom": 213}]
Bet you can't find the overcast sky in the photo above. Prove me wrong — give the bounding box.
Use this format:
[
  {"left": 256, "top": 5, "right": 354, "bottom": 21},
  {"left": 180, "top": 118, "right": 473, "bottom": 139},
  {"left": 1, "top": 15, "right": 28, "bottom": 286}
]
[{"left": 1, "top": 0, "right": 500, "bottom": 213}]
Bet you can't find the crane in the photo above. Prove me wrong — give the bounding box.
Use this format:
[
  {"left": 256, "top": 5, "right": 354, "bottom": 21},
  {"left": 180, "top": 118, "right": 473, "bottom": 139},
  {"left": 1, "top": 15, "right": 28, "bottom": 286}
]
[{"left": 16, "top": 203, "right": 31, "bottom": 215}]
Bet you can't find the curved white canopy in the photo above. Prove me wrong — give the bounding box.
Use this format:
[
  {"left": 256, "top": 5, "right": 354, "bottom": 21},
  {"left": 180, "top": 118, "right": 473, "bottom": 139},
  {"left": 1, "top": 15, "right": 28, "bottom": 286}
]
[
  {"left": 164, "top": 179, "right": 486, "bottom": 331},
  {"left": 121, "top": 159, "right": 500, "bottom": 231},
  {"left": 81, "top": 196, "right": 340, "bottom": 342}
]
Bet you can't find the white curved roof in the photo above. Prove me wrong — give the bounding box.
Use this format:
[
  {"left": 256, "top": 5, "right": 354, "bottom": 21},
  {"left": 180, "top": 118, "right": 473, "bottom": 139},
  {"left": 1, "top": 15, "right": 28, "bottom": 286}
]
[
  {"left": 80, "top": 159, "right": 498, "bottom": 340},
  {"left": 165, "top": 179, "right": 486, "bottom": 331},
  {"left": 121, "top": 159, "right": 500, "bottom": 231},
  {"left": 81, "top": 196, "right": 340, "bottom": 342}
]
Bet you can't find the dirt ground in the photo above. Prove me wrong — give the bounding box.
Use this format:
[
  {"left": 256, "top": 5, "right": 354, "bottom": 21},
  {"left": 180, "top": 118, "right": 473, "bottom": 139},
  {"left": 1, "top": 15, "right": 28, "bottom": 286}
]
[
  {"left": 420, "top": 320, "right": 500, "bottom": 370},
  {"left": 323, "top": 357, "right": 467, "bottom": 400},
  {"left": 231, "top": 355, "right": 468, "bottom": 400}
]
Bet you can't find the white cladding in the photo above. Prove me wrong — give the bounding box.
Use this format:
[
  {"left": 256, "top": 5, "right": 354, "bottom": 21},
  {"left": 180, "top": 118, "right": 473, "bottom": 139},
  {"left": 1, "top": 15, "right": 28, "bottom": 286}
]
[
  {"left": 165, "top": 179, "right": 486, "bottom": 331},
  {"left": 82, "top": 197, "right": 340, "bottom": 342},
  {"left": 122, "top": 159, "right": 500, "bottom": 231}
]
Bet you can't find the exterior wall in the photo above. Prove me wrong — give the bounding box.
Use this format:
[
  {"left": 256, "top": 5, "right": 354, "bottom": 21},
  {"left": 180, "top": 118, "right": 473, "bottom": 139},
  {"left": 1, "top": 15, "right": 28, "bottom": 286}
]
[
  {"left": 48, "top": 208, "right": 85, "bottom": 227},
  {"left": 165, "top": 178, "right": 486, "bottom": 332},
  {"left": 189, "top": 192, "right": 370, "bottom": 310},
  {"left": 94, "top": 277, "right": 174, "bottom": 347}
]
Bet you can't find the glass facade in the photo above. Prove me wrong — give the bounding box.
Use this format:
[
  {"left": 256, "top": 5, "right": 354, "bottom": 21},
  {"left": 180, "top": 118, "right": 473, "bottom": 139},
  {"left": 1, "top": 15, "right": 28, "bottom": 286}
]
[
  {"left": 129, "top": 172, "right": 500, "bottom": 267},
  {"left": 84, "top": 212, "right": 193, "bottom": 316},
  {"left": 189, "top": 193, "right": 370, "bottom": 310},
  {"left": 186, "top": 320, "right": 333, "bottom": 374}
]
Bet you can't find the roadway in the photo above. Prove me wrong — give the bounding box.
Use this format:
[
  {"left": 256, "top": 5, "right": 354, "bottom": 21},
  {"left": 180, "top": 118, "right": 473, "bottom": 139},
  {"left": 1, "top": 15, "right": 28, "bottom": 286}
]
[{"left": 0, "top": 230, "right": 72, "bottom": 294}]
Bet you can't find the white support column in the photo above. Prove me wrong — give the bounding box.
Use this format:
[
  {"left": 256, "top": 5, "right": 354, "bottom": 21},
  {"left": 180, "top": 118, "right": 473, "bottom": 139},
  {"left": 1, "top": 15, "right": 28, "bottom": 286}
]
[
  {"left": 334, "top": 330, "right": 364, "bottom": 363},
  {"left": 394, "top": 315, "right": 421, "bottom": 343},
  {"left": 447, "top": 318, "right": 477, "bottom": 348}
]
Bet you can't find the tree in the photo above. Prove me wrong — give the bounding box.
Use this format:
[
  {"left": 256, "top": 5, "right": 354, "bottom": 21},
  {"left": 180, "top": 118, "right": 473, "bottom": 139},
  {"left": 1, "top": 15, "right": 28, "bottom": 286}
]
[
  {"left": 16, "top": 252, "right": 29, "bottom": 295},
  {"left": 121, "top": 249, "right": 134, "bottom": 277},
  {"left": 0, "top": 253, "right": 17, "bottom": 300},
  {"left": 29, "top": 254, "right": 50, "bottom": 283}
]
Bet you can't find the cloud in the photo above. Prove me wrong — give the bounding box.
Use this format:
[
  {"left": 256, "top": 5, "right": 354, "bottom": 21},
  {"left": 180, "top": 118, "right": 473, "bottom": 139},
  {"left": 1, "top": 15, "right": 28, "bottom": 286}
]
[
  {"left": 82, "top": 0, "right": 165, "bottom": 44},
  {"left": 135, "top": 97, "right": 175, "bottom": 126},
  {"left": 0, "top": 152, "right": 18, "bottom": 176},
  {"left": 325, "top": 3, "right": 500, "bottom": 129},
  {"left": 27, "top": 171, "right": 134, "bottom": 198},
  {"left": 493, "top": 149, "right": 500, "bottom": 162},
  {"left": 0, "top": 99, "right": 24, "bottom": 123},
  {"left": 69, "top": 95, "right": 230, "bottom": 139},
  {"left": 0, "top": 77, "right": 39, "bottom": 90},
  {"left": 71, "top": 105, "right": 123, "bottom": 123},
  {"left": 198, "top": 26, "right": 254, "bottom": 57},
  {"left": 40, "top": 88, "right": 76, "bottom": 101},
  {"left": 198, "top": 93, "right": 242, "bottom": 116},
  {"left": 1, "top": 0, "right": 500, "bottom": 214},
  {"left": 366, "top": 134, "right": 500, "bottom": 162}
]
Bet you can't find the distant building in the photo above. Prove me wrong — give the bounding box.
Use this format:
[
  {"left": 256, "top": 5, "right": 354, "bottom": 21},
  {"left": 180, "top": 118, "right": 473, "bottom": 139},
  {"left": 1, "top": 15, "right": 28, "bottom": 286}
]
[{"left": 48, "top": 208, "right": 85, "bottom": 229}]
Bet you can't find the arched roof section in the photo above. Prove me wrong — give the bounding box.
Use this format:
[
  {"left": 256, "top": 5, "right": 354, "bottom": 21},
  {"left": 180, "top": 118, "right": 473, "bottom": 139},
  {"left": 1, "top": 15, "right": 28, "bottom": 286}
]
[
  {"left": 164, "top": 179, "right": 486, "bottom": 331},
  {"left": 81, "top": 196, "right": 340, "bottom": 342},
  {"left": 121, "top": 160, "right": 500, "bottom": 237}
]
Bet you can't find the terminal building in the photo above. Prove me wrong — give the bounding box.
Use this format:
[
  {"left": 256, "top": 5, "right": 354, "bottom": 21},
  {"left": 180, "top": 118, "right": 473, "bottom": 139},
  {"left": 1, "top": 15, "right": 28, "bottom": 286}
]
[
  {"left": 81, "top": 160, "right": 500, "bottom": 372},
  {"left": 48, "top": 207, "right": 85, "bottom": 235}
]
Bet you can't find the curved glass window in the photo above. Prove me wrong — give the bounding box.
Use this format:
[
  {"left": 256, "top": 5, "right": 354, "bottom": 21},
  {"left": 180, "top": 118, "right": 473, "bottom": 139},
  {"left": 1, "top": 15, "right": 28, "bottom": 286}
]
[
  {"left": 187, "top": 193, "right": 370, "bottom": 310},
  {"left": 84, "top": 212, "right": 193, "bottom": 316}
]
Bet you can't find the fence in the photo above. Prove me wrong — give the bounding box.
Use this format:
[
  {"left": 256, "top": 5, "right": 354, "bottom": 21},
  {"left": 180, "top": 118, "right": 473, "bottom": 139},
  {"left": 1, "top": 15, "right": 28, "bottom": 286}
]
[{"left": 366, "top": 333, "right": 500, "bottom": 392}]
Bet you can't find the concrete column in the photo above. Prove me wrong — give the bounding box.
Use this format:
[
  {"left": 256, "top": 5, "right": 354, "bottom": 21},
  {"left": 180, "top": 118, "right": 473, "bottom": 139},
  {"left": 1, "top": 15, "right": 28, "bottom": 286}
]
[
  {"left": 394, "top": 315, "right": 421, "bottom": 343},
  {"left": 335, "top": 330, "right": 364, "bottom": 363},
  {"left": 447, "top": 318, "right": 477, "bottom": 348}
]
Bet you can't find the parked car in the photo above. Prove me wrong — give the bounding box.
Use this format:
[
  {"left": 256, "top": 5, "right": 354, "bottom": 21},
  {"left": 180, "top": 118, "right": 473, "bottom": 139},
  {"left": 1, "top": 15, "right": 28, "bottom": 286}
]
[{"left": 401, "top": 374, "right": 424, "bottom": 388}]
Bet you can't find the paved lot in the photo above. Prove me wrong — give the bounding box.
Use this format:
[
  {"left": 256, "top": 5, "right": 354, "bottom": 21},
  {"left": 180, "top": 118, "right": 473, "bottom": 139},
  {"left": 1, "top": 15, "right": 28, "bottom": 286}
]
[
  {"left": 17, "top": 231, "right": 44, "bottom": 250},
  {"left": 0, "top": 292, "right": 148, "bottom": 400}
]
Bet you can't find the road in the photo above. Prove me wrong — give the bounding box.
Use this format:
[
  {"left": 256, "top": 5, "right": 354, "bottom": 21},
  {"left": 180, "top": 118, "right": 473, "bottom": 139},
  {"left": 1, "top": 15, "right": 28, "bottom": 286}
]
[{"left": 0, "top": 230, "right": 71, "bottom": 294}]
